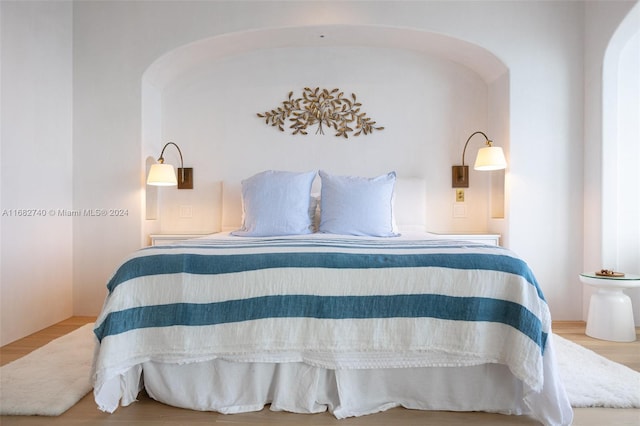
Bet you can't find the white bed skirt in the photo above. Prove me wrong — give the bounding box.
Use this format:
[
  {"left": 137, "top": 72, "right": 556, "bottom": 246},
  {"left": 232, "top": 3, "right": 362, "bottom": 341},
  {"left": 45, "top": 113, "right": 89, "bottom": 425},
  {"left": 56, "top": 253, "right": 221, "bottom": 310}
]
[{"left": 95, "top": 340, "right": 572, "bottom": 426}]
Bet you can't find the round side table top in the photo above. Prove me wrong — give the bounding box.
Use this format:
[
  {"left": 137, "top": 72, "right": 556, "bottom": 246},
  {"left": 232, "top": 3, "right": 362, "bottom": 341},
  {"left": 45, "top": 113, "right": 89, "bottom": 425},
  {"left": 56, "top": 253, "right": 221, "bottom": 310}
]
[
  {"left": 580, "top": 272, "right": 640, "bottom": 281},
  {"left": 580, "top": 273, "right": 640, "bottom": 289}
]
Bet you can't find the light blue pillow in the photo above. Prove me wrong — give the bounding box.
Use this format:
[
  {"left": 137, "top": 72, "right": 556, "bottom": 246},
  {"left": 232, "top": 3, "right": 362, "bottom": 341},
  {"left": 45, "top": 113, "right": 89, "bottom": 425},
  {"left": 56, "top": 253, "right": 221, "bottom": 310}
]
[
  {"left": 319, "top": 170, "right": 399, "bottom": 237},
  {"left": 232, "top": 170, "right": 317, "bottom": 237}
]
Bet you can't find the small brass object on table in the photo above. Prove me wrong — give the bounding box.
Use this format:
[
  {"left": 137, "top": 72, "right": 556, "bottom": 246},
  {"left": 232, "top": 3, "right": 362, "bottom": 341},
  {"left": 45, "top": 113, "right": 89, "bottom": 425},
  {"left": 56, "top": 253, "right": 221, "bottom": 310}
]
[{"left": 595, "top": 269, "right": 625, "bottom": 277}]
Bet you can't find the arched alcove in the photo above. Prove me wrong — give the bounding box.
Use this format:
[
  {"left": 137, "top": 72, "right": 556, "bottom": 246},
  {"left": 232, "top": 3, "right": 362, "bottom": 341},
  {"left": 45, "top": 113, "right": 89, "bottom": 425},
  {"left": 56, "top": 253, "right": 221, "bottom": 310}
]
[{"left": 140, "top": 25, "right": 509, "bottom": 242}]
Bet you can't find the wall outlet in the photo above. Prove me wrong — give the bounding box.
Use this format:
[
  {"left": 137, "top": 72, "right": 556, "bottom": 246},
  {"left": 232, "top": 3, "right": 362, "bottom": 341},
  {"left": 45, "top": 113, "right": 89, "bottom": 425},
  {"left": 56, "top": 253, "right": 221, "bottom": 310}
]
[
  {"left": 456, "top": 189, "right": 465, "bottom": 202},
  {"left": 179, "top": 205, "right": 193, "bottom": 218},
  {"left": 453, "top": 204, "right": 467, "bottom": 218}
]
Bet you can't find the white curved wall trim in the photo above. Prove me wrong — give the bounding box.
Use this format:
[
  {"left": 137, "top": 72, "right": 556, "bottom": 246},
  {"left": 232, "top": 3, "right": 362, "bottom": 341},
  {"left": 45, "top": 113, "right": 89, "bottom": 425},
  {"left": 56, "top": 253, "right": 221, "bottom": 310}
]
[{"left": 143, "top": 24, "right": 508, "bottom": 90}]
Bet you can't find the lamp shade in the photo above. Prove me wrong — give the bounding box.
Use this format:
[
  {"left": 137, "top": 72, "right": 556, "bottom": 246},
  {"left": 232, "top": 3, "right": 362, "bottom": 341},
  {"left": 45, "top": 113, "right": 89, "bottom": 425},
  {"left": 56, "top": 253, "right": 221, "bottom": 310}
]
[
  {"left": 147, "top": 163, "right": 177, "bottom": 186},
  {"left": 474, "top": 146, "right": 507, "bottom": 171}
]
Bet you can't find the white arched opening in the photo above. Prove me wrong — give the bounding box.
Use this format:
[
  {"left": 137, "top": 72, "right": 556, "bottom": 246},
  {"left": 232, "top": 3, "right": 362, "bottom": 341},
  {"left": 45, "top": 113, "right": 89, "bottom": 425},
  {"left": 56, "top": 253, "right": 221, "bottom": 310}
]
[{"left": 602, "top": 3, "right": 640, "bottom": 322}]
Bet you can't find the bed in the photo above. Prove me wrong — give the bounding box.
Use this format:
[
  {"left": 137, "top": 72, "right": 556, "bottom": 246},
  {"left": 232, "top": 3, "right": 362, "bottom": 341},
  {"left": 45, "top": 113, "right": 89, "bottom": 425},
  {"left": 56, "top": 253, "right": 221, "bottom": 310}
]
[{"left": 91, "top": 170, "right": 573, "bottom": 425}]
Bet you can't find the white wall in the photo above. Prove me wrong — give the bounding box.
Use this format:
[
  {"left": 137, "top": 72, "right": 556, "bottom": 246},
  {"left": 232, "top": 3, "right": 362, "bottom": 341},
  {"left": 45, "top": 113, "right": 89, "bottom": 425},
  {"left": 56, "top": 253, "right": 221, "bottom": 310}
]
[
  {"left": 584, "top": 0, "right": 639, "bottom": 324},
  {"left": 2, "top": 1, "right": 637, "bottom": 343},
  {"left": 154, "top": 46, "right": 492, "bottom": 235},
  {"left": 501, "top": 0, "right": 586, "bottom": 320},
  {"left": 0, "top": 1, "right": 73, "bottom": 345},
  {"left": 69, "top": 0, "right": 589, "bottom": 320},
  {"left": 612, "top": 30, "right": 640, "bottom": 273},
  {"left": 615, "top": 28, "right": 640, "bottom": 320},
  {"left": 487, "top": 72, "right": 510, "bottom": 244}
]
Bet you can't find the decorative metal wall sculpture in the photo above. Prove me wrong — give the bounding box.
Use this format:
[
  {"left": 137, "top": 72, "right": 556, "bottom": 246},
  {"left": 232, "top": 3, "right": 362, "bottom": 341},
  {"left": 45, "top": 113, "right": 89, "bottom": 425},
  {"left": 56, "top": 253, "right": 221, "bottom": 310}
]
[{"left": 257, "top": 87, "right": 384, "bottom": 138}]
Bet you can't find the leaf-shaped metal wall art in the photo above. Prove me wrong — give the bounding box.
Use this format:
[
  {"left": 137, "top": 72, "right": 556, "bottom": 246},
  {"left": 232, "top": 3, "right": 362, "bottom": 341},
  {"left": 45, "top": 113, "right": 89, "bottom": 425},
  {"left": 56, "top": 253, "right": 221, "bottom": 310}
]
[{"left": 257, "top": 87, "right": 384, "bottom": 138}]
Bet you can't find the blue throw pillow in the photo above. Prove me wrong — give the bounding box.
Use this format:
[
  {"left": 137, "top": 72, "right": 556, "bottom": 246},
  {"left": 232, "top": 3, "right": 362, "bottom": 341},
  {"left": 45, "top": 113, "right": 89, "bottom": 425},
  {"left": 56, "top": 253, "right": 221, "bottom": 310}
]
[
  {"left": 319, "top": 170, "right": 399, "bottom": 237},
  {"left": 232, "top": 170, "right": 317, "bottom": 237}
]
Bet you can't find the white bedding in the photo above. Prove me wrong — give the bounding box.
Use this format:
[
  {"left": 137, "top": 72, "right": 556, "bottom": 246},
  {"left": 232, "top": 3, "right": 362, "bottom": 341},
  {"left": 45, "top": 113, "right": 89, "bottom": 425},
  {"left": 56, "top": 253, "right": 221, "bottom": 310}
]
[
  {"left": 91, "top": 232, "right": 573, "bottom": 425},
  {"left": 139, "top": 341, "right": 569, "bottom": 422}
]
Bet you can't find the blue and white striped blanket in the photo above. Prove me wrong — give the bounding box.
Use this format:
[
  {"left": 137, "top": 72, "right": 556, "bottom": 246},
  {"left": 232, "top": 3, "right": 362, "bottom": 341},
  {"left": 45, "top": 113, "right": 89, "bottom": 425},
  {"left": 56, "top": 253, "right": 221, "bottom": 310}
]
[{"left": 92, "top": 233, "right": 551, "bottom": 401}]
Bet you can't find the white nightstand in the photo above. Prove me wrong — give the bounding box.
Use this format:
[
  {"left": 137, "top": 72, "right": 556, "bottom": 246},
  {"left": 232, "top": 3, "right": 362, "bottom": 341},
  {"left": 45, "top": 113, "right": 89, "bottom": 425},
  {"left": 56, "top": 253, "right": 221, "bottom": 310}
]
[
  {"left": 431, "top": 234, "right": 500, "bottom": 246},
  {"left": 579, "top": 272, "right": 640, "bottom": 342},
  {"left": 150, "top": 234, "right": 210, "bottom": 246}
]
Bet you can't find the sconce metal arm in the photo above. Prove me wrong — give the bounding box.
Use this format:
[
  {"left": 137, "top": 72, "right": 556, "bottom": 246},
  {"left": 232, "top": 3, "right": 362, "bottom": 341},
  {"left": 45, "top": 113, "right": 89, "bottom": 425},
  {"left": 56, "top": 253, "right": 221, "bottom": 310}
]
[
  {"left": 158, "top": 142, "right": 184, "bottom": 168},
  {"left": 157, "top": 141, "right": 185, "bottom": 182},
  {"left": 461, "top": 131, "right": 491, "bottom": 166}
]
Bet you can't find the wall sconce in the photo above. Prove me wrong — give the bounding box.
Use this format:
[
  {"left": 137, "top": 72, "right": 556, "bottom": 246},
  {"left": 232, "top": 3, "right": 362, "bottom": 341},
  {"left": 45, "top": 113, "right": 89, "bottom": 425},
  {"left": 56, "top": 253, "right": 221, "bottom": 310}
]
[
  {"left": 452, "top": 131, "right": 506, "bottom": 188},
  {"left": 146, "top": 142, "right": 193, "bottom": 189}
]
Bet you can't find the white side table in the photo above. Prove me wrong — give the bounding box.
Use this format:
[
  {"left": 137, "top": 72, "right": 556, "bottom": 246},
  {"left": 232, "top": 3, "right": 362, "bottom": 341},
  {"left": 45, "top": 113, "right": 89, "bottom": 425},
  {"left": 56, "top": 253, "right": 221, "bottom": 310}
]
[{"left": 579, "top": 273, "right": 640, "bottom": 342}]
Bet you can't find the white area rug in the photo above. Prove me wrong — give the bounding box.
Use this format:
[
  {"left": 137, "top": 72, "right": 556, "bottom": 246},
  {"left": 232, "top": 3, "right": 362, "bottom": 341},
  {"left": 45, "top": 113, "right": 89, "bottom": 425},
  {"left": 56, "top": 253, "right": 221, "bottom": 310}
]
[
  {"left": 0, "top": 325, "right": 638, "bottom": 416},
  {"left": 553, "top": 334, "right": 640, "bottom": 408},
  {"left": 0, "top": 323, "right": 95, "bottom": 416}
]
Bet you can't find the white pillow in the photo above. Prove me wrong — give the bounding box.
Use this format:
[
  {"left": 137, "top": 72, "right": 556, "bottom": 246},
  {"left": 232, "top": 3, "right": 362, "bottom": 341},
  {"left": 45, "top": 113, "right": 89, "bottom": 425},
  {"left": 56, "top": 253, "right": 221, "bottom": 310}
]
[
  {"left": 318, "top": 170, "right": 399, "bottom": 237},
  {"left": 231, "top": 170, "right": 317, "bottom": 237}
]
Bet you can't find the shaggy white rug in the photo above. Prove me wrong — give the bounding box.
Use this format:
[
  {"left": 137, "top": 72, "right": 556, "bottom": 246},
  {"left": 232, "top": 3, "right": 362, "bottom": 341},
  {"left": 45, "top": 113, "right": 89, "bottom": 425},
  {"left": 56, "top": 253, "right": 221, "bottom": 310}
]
[
  {"left": 0, "top": 323, "right": 95, "bottom": 416},
  {"left": 553, "top": 334, "right": 640, "bottom": 408},
  {"left": 0, "top": 326, "right": 638, "bottom": 416}
]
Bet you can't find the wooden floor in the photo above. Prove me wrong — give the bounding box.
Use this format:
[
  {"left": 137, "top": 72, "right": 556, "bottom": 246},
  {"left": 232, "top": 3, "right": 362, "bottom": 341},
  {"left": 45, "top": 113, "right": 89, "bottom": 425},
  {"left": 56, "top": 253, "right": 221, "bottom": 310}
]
[{"left": 1, "top": 318, "right": 639, "bottom": 425}]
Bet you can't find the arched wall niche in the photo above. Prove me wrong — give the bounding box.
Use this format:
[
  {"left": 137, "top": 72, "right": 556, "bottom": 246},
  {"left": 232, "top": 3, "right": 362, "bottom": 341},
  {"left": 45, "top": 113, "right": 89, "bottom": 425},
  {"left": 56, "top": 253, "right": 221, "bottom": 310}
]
[{"left": 141, "top": 25, "right": 510, "bottom": 243}]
